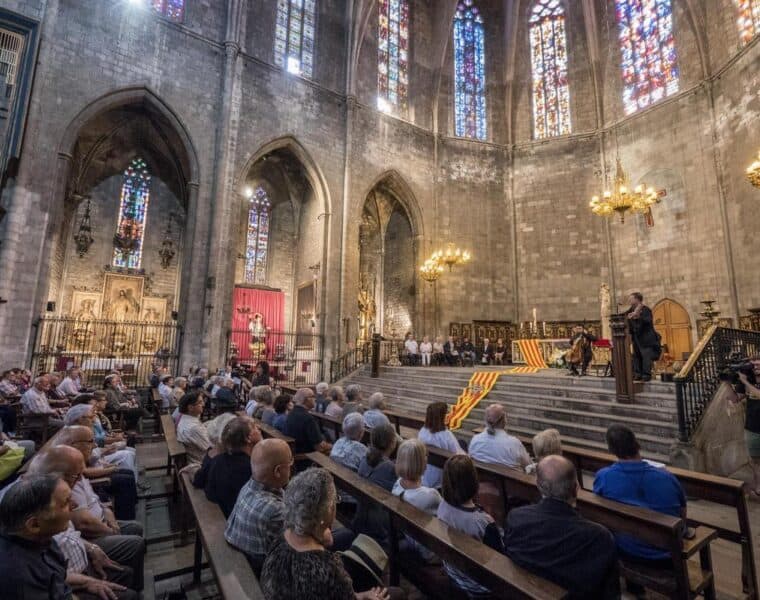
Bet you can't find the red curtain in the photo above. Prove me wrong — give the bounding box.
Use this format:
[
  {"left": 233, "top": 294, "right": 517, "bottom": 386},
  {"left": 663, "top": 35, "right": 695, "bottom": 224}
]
[{"left": 231, "top": 287, "right": 285, "bottom": 361}]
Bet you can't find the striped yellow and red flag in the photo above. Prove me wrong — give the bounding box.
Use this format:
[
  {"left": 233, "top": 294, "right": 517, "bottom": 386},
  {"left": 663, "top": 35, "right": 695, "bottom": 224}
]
[
  {"left": 446, "top": 370, "right": 502, "bottom": 431},
  {"left": 516, "top": 339, "right": 548, "bottom": 369}
]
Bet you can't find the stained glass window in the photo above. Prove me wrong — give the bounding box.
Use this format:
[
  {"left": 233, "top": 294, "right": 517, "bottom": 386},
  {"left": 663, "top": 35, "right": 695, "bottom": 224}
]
[
  {"left": 529, "top": 0, "right": 571, "bottom": 139},
  {"left": 453, "top": 1, "right": 487, "bottom": 140},
  {"left": 616, "top": 0, "right": 679, "bottom": 116},
  {"left": 377, "top": 0, "right": 409, "bottom": 113},
  {"left": 112, "top": 158, "right": 151, "bottom": 269},
  {"left": 151, "top": 0, "right": 185, "bottom": 22},
  {"left": 275, "top": 0, "right": 316, "bottom": 78},
  {"left": 735, "top": 0, "right": 760, "bottom": 44},
  {"left": 245, "top": 188, "right": 271, "bottom": 285}
]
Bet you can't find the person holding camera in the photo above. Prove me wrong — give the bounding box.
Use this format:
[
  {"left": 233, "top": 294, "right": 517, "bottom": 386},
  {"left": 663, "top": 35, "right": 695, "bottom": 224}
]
[{"left": 735, "top": 366, "right": 760, "bottom": 497}]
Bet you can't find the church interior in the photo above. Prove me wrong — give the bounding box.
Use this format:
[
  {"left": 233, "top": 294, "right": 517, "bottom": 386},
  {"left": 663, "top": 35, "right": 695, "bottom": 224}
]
[{"left": 0, "top": 0, "right": 759, "bottom": 598}]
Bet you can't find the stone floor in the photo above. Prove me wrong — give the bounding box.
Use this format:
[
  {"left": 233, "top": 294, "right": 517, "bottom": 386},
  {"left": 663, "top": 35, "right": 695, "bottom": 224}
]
[{"left": 136, "top": 425, "right": 760, "bottom": 600}]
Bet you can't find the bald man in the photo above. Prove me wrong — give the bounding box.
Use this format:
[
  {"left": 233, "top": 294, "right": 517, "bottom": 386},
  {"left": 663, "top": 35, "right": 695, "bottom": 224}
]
[
  {"left": 24, "top": 447, "right": 140, "bottom": 598},
  {"left": 225, "top": 439, "right": 293, "bottom": 574},
  {"left": 468, "top": 404, "right": 530, "bottom": 470},
  {"left": 504, "top": 456, "right": 619, "bottom": 599}
]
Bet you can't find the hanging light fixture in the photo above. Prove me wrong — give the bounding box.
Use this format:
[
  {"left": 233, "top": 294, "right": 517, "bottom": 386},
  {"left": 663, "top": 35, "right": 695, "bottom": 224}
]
[
  {"left": 589, "top": 158, "right": 663, "bottom": 222},
  {"left": 158, "top": 220, "right": 176, "bottom": 269},
  {"left": 419, "top": 258, "right": 444, "bottom": 283},
  {"left": 430, "top": 243, "right": 472, "bottom": 271},
  {"left": 747, "top": 151, "right": 760, "bottom": 188},
  {"left": 73, "top": 196, "right": 94, "bottom": 258}
]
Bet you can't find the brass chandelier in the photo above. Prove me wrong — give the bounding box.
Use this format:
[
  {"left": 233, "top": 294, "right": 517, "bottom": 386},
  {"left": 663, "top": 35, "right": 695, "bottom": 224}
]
[
  {"left": 430, "top": 243, "right": 472, "bottom": 271},
  {"left": 748, "top": 151, "right": 760, "bottom": 188},
  {"left": 419, "top": 258, "right": 444, "bottom": 283},
  {"left": 590, "top": 158, "right": 662, "bottom": 222}
]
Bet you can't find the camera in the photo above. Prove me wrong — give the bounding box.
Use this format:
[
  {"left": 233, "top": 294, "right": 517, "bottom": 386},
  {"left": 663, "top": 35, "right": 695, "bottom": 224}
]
[{"left": 717, "top": 353, "right": 757, "bottom": 394}]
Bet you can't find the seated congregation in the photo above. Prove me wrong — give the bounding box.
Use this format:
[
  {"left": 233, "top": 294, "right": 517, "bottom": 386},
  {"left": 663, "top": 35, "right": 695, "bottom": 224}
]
[{"left": 0, "top": 362, "right": 722, "bottom": 599}]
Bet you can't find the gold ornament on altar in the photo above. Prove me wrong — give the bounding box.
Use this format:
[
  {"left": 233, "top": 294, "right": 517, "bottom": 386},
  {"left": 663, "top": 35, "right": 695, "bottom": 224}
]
[
  {"left": 589, "top": 158, "right": 663, "bottom": 222},
  {"left": 747, "top": 151, "right": 760, "bottom": 188},
  {"left": 430, "top": 243, "right": 471, "bottom": 271},
  {"left": 419, "top": 258, "right": 444, "bottom": 283}
]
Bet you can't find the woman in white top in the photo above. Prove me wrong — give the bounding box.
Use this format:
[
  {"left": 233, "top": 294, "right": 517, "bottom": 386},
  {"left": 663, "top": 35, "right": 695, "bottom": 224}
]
[
  {"left": 432, "top": 336, "right": 445, "bottom": 366},
  {"left": 176, "top": 391, "right": 211, "bottom": 465},
  {"left": 417, "top": 401, "right": 465, "bottom": 488},
  {"left": 392, "top": 439, "right": 441, "bottom": 562},
  {"left": 419, "top": 336, "right": 433, "bottom": 366}
]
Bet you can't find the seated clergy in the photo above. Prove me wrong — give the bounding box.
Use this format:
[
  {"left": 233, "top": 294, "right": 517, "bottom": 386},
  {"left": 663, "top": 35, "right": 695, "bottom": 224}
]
[
  {"left": 505, "top": 456, "right": 620, "bottom": 599},
  {"left": 468, "top": 404, "right": 530, "bottom": 470},
  {"left": 176, "top": 391, "right": 212, "bottom": 465},
  {"left": 194, "top": 416, "right": 260, "bottom": 517},
  {"left": 225, "top": 438, "right": 293, "bottom": 574}
]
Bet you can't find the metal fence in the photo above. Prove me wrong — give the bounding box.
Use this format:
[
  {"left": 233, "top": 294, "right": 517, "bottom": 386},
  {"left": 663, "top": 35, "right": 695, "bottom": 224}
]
[
  {"left": 30, "top": 316, "right": 182, "bottom": 388},
  {"left": 329, "top": 342, "right": 370, "bottom": 383},
  {"left": 674, "top": 326, "right": 760, "bottom": 441},
  {"left": 226, "top": 329, "right": 324, "bottom": 387}
]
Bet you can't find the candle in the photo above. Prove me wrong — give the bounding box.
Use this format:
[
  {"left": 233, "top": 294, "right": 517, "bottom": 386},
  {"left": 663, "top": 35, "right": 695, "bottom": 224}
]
[{"left": 542, "top": 321, "right": 546, "bottom": 336}]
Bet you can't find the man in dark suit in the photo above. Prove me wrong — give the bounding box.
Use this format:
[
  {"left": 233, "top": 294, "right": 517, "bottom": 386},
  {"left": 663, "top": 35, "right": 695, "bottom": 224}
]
[
  {"left": 478, "top": 338, "right": 494, "bottom": 365},
  {"left": 504, "top": 456, "right": 620, "bottom": 599},
  {"left": 624, "top": 292, "right": 661, "bottom": 382}
]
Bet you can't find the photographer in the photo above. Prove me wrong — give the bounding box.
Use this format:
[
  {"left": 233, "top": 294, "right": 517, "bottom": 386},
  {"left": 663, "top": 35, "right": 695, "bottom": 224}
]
[{"left": 734, "top": 362, "right": 760, "bottom": 497}]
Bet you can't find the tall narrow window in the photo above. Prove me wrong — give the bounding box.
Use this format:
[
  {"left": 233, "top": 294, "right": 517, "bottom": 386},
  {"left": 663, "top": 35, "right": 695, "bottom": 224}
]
[
  {"left": 113, "top": 158, "right": 151, "bottom": 270},
  {"left": 275, "top": 0, "right": 316, "bottom": 78},
  {"left": 453, "top": 1, "right": 487, "bottom": 140},
  {"left": 616, "top": 0, "right": 679, "bottom": 116},
  {"left": 0, "top": 28, "right": 24, "bottom": 101},
  {"left": 529, "top": 0, "right": 571, "bottom": 139},
  {"left": 245, "top": 188, "right": 271, "bottom": 285},
  {"left": 151, "top": 0, "right": 185, "bottom": 22},
  {"left": 735, "top": 0, "right": 760, "bottom": 44},
  {"left": 377, "top": 0, "right": 409, "bottom": 113}
]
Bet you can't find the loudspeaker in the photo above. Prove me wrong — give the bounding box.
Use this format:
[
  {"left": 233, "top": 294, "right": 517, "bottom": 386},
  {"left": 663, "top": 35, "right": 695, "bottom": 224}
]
[
  {"left": 171, "top": 310, "right": 178, "bottom": 321},
  {"left": 46, "top": 301, "right": 56, "bottom": 312}
]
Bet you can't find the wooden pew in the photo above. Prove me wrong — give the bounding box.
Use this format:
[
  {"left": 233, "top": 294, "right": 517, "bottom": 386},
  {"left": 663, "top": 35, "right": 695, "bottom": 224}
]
[
  {"left": 307, "top": 452, "right": 567, "bottom": 600},
  {"left": 159, "top": 414, "right": 187, "bottom": 500},
  {"left": 180, "top": 471, "right": 264, "bottom": 599},
  {"left": 254, "top": 419, "right": 296, "bottom": 453},
  {"left": 425, "top": 445, "right": 717, "bottom": 600}
]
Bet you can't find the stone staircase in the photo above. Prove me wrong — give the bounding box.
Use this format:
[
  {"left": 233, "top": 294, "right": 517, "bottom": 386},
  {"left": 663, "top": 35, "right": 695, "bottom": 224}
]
[{"left": 340, "top": 365, "right": 679, "bottom": 462}]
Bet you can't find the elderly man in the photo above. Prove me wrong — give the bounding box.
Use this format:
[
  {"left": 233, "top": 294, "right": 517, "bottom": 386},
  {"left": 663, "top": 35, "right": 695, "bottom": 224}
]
[
  {"left": 505, "top": 456, "right": 619, "bottom": 599},
  {"left": 104, "top": 374, "right": 143, "bottom": 431},
  {"left": 157, "top": 374, "right": 174, "bottom": 410},
  {"left": 57, "top": 366, "right": 84, "bottom": 397},
  {"left": 21, "top": 375, "right": 65, "bottom": 432},
  {"left": 225, "top": 438, "right": 293, "bottom": 574},
  {"left": 363, "top": 392, "right": 391, "bottom": 430},
  {"left": 330, "top": 413, "right": 368, "bottom": 471},
  {"left": 314, "top": 381, "right": 330, "bottom": 413},
  {"left": 0, "top": 474, "right": 75, "bottom": 599},
  {"left": 468, "top": 404, "right": 530, "bottom": 470},
  {"left": 214, "top": 377, "right": 238, "bottom": 413},
  {"left": 283, "top": 387, "right": 331, "bottom": 458},
  {"left": 24, "top": 448, "right": 141, "bottom": 598}
]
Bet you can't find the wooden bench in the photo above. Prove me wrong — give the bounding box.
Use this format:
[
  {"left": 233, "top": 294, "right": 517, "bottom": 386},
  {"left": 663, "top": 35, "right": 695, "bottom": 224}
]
[
  {"left": 180, "top": 471, "right": 264, "bottom": 599},
  {"left": 159, "top": 414, "right": 187, "bottom": 501},
  {"left": 254, "top": 419, "right": 296, "bottom": 454},
  {"left": 308, "top": 452, "right": 567, "bottom": 600},
  {"left": 425, "top": 445, "right": 717, "bottom": 600}
]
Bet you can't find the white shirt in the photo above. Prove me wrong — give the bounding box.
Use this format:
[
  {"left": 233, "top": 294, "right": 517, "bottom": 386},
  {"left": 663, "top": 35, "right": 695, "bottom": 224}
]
[
  {"left": 468, "top": 429, "right": 530, "bottom": 470},
  {"left": 420, "top": 342, "right": 433, "bottom": 354},
  {"left": 405, "top": 340, "right": 419, "bottom": 355},
  {"left": 57, "top": 377, "right": 81, "bottom": 397},
  {"left": 158, "top": 382, "right": 173, "bottom": 408},
  {"left": 177, "top": 414, "right": 212, "bottom": 464},
  {"left": 417, "top": 427, "right": 465, "bottom": 488},
  {"left": 71, "top": 477, "right": 106, "bottom": 522}
]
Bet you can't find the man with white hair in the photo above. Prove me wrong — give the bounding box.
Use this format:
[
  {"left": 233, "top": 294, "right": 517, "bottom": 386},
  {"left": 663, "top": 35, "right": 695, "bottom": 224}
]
[
  {"left": 363, "top": 392, "right": 391, "bottom": 429},
  {"left": 314, "top": 382, "right": 330, "bottom": 413},
  {"left": 57, "top": 366, "right": 84, "bottom": 397},
  {"left": 21, "top": 375, "right": 65, "bottom": 432},
  {"left": 468, "top": 404, "right": 530, "bottom": 470},
  {"left": 214, "top": 377, "right": 238, "bottom": 413},
  {"left": 330, "top": 413, "right": 368, "bottom": 471},
  {"left": 283, "top": 388, "right": 331, "bottom": 458}
]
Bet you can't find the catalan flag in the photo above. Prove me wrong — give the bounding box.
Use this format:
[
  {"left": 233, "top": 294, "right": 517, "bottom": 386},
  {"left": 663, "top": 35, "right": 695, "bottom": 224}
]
[
  {"left": 516, "top": 339, "right": 548, "bottom": 369},
  {"left": 446, "top": 370, "right": 503, "bottom": 431}
]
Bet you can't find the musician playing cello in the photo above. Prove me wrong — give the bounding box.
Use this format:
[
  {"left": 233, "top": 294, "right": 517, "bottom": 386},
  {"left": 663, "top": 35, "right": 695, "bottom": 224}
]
[{"left": 566, "top": 324, "right": 597, "bottom": 377}]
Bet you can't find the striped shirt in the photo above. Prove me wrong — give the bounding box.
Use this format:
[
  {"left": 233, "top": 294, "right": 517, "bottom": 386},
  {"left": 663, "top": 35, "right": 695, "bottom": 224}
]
[
  {"left": 21, "top": 387, "right": 55, "bottom": 415},
  {"left": 54, "top": 522, "right": 89, "bottom": 574}
]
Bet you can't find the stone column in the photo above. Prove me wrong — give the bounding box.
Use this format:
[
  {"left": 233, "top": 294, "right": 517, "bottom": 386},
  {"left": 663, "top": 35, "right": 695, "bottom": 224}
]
[
  {"left": 178, "top": 181, "right": 205, "bottom": 371},
  {"left": 610, "top": 313, "right": 635, "bottom": 403}
]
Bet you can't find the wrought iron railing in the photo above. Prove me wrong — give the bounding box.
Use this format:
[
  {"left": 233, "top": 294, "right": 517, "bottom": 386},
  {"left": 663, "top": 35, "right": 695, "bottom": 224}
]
[
  {"left": 329, "top": 342, "right": 371, "bottom": 383},
  {"left": 674, "top": 325, "right": 760, "bottom": 441},
  {"left": 226, "top": 329, "right": 324, "bottom": 387},
  {"left": 30, "top": 316, "right": 182, "bottom": 388}
]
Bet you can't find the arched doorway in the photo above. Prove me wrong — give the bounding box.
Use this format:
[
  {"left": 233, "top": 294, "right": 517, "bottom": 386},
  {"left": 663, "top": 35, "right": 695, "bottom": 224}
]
[
  {"left": 358, "top": 177, "right": 417, "bottom": 343},
  {"left": 229, "top": 143, "right": 327, "bottom": 386},
  {"left": 653, "top": 299, "right": 693, "bottom": 360}
]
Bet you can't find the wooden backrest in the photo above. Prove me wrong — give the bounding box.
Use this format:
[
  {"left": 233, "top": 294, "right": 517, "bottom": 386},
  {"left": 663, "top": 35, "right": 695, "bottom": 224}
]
[
  {"left": 180, "top": 472, "right": 264, "bottom": 599},
  {"left": 310, "top": 411, "right": 343, "bottom": 439},
  {"left": 424, "top": 445, "right": 681, "bottom": 551},
  {"left": 254, "top": 419, "right": 296, "bottom": 453},
  {"left": 160, "top": 414, "right": 186, "bottom": 459},
  {"left": 307, "top": 452, "right": 567, "bottom": 600}
]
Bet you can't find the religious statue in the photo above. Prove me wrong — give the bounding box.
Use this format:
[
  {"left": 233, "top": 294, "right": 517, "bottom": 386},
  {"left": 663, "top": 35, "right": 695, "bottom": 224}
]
[
  {"left": 248, "top": 313, "right": 267, "bottom": 359},
  {"left": 108, "top": 288, "right": 141, "bottom": 321},
  {"left": 600, "top": 283, "right": 612, "bottom": 340},
  {"left": 357, "top": 277, "right": 376, "bottom": 343}
]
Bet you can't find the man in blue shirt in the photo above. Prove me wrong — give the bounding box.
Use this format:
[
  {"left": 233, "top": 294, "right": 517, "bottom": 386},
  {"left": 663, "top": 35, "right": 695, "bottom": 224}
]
[{"left": 593, "top": 424, "right": 686, "bottom": 565}]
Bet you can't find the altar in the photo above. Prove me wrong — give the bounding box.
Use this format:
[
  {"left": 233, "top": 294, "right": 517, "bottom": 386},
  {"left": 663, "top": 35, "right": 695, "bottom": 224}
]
[{"left": 512, "top": 338, "right": 612, "bottom": 369}]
